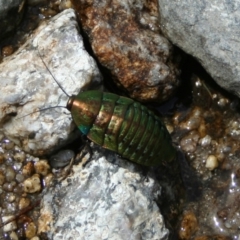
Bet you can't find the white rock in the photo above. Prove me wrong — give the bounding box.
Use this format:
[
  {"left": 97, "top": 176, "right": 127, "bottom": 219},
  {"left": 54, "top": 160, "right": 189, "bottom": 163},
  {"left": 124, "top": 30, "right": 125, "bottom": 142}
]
[
  {"left": 206, "top": 155, "right": 218, "bottom": 171},
  {"left": 1, "top": 216, "right": 17, "bottom": 232},
  {"left": 0, "top": 9, "right": 102, "bottom": 156},
  {"left": 199, "top": 135, "right": 212, "bottom": 147},
  {"left": 38, "top": 146, "right": 169, "bottom": 239}
]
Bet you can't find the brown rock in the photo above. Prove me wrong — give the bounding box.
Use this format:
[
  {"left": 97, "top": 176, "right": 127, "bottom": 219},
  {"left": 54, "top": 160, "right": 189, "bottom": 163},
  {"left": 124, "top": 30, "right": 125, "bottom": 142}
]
[
  {"left": 19, "top": 197, "right": 31, "bottom": 210},
  {"left": 1, "top": 45, "right": 14, "bottom": 57},
  {"left": 71, "top": 0, "right": 180, "bottom": 102},
  {"left": 25, "top": 222, "right": 37, "bottom": 239},
  {"left": 34, "top": 160, "right": 50, "bottom": 176},
  {"left": 179, "top": 211, "right": 198, "bottom": 240},
  {"left": 22, "top": 162, "right": 35, "bottom": 176}
]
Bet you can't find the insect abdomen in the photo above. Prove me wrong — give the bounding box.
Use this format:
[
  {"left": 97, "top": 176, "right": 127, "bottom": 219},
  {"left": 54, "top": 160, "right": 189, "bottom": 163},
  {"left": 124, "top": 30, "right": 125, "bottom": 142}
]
[{"left": 68, "top": 90, "right": 176, "bottom": 166}]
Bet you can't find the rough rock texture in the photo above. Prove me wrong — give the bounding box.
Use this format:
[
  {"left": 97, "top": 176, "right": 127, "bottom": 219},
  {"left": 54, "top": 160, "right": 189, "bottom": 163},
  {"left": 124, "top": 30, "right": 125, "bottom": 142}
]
[
  {"left": 171, "top": 76, "right": 240, "bottom": 238},
  {"left": 71, "top": 0, "right": 180, "bottom": 102},
  {"left": 0, "top": 0, "right": 26, "bottom": 40},
  {"left": 38, "top": 145, "right": 169, "bottom": 240},
  {"left": 0, "top": 137, "right": 50, "bottom": 239},
  {"left": 0, "top": 9, "right": 102, "bottom": 156},
  {"left": 158, "top": 0, "right": 240, "bottom": 99}
]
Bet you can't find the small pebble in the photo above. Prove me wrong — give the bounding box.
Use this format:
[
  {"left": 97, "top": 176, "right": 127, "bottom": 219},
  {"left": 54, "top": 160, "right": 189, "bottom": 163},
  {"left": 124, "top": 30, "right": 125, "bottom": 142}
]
[
  {"left": 2, "top": 216, "right": 17, "bottom": 232},
  {"left": 216, "top": 152, "right": 225, "bottom": 162},
  {"left": 180, "top": 131, "right": 200, "bottom": 153},
  {"left": 40, "top": 7, "right": 57, "bottom": 18},
  {"left": 23, "top": 174, "right": 41, "bottom": 193},
  {"left": 19, "top": 197, "right": 31, "bottom": 210},
  {"left": 59, "top": 0, "right": 72, "bottom": 10},
  {"left": 14, "top": 152, "right": 26, "bottom": 162},
  {"left": 179, "top": 211, "right": 198, "bottom": 240},
  {"left": 6, "top": 193, "right": 16, "bottom": 203},
  {"left": 2, "top": 181, "right": 17, "bottom": 192},
  {"left": 231, "top": 120, "right": 239, "bottom": 129},
  {"left": 3, "top": 153, "right": 12, "bottom": 161},
  {"left": 49, "top": 150, "right": 75, "bottom": 168},
  {"left": 15, "top": 173, "right": 25, "bottom": 183},
  {"left": 205, "top": 155, "right": 218, "bottom": 171},
  {"left": 13, "top": 162, "right": 22, "bottom": 171},
  {"left": 25, "top": 222, "right": 37, "bottom": 239},
  {"left": 198, "top": 122, "right": 206, "bottom": 138},
  {"left": 218, "top": 98, "right": 229, "bottom": 107},
  {"left": 179, "top": 107, "right": 202, "bottom": 131},
  {"left": 2, "top": 140, "right": 15, "bottom": 150},
  {"left": 5, "top": 201, "right": 17, "bottom": 213},
  {"left": 22, "top": 162, "right": 35, "bottom": 176},
  {"left": 34, "top": 160, "right": 50, "bottom": 176},
  {"left": 199, "top": 135, "right": 211, "bottom": 147},
  {"left": 13, "top": 185, "right": 23, "bottom": 194},
  {"left": 2, "top": 45, "right": 14, "bottom": 57},
  {"left": 9, "top": 231, "right": 18, "bottom": 240},
  {"left": 165, "top": 123, "right": 174, "bottom": 134},
  {"left": 43, "top": 173, "right": 54, "bottom": 187},
  {"left": 5, "top": 167, "right": 16, "bottom": 182}
]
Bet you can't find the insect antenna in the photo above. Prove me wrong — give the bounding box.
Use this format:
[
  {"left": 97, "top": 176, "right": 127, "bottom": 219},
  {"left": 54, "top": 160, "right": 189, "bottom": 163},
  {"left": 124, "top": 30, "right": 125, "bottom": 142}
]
[
  {"left": 37, "top": 45, "right": 70, "bottom": 98},
  {"left": 16, "top": 105, "right": 67, "bottom": 120},
  {"left": 0, "top": 200, "right": 41, "bottom": 230},
  {"left": 16, "top": 45, "right": 72, "bottom": 120}
]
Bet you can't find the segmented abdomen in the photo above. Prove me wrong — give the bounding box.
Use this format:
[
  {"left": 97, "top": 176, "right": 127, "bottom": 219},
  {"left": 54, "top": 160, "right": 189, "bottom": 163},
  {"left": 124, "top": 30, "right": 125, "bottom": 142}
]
[{"left": 69, "top": 91, "right": 176, "bottom": 166}]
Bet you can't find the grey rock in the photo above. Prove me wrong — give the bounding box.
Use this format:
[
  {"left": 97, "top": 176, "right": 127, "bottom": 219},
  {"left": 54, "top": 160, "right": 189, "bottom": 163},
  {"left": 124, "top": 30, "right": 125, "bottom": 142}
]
[
  {"left": 38, "top": 145, "right": 169, "bottom": 240},
  {"left": 158, "top": 0, "right": 240, "bottom": 98},
  {"left": 0, "top": 9, "right": 102, "bottom": 156},
  {"left": 0, "top": 0, "right": 26, "bottom": 40},
  {"left": 49, "top": 149, "right": 75, "bottom": 168}
]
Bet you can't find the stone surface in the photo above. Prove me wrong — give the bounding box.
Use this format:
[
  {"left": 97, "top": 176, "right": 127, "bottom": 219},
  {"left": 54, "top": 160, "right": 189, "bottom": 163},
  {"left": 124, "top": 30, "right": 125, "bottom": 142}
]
[
  {"left": 0, "top": 0, "right": 26, "bottom": 40},
  {"left": 49, "top": 149, "right": 75, "bottom": 168},
  {"left": 71, "top": 0, "right": 180, "bottom": 102},
  {"left": 170, "top": 76, "right": 240, "bottom": 238},
  {"left": 0, "top": 9, "right": 102, "bottom": 156},
  {"left": 38, "top": 145, "right": 169, "bottom": 239},
  {"left": 178, "top": 211, "right": 198, "bottom": 240},
  {"left": 0, "top": 137, "right": 47, "bottom": 239},
  {"left": 158, "top": 0, "right": 240, "bottom": 99},
  {"left": 2, "top": 216, "right": 17, "bottom": 232}
]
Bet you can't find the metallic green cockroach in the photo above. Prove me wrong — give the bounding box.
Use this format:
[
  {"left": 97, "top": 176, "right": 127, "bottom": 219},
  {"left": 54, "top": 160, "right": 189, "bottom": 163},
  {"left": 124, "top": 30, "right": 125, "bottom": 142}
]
[
  {"left": 38, "top": 49, "right": 176, "bottom": 167},
  {"left": 39, "top": 52, "right": 202, "bottom": 199},
  {"left": 66, "top": 90, "right": 176, "bottom": 166}
]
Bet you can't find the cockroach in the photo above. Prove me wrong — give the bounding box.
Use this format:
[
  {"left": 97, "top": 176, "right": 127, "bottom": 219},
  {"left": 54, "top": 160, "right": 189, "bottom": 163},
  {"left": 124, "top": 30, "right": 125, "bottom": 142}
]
[
  {"left": 66, "top": 91, "right": 176, "bottom": 166},
  {"left": 38, "top": 48, "right": 176, "bottom": 167}
]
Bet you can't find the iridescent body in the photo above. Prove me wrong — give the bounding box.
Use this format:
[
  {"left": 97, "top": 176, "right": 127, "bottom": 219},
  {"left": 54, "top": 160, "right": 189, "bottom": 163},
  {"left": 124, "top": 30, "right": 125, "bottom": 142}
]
[{"left": 67, "top": 90, "right": 176, "bottom": 166}]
